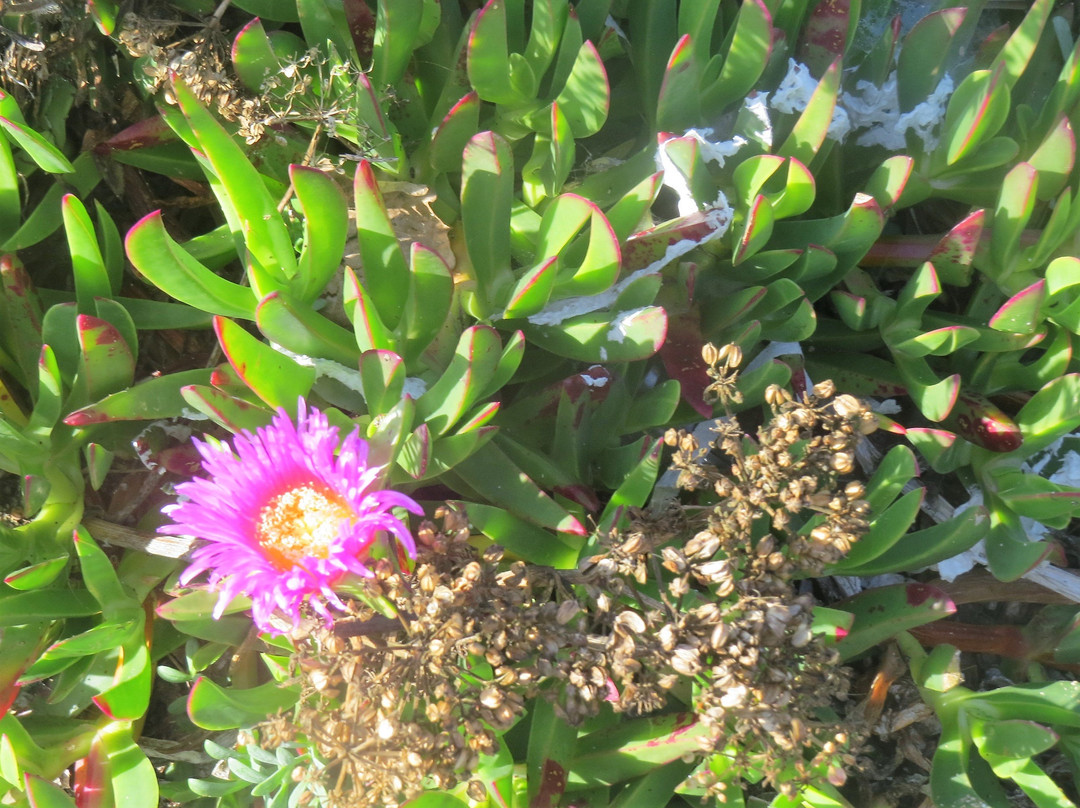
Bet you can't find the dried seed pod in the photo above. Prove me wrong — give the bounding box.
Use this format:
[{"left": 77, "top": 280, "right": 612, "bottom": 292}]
[
  {"left": 613, "top": 610, "right": 647, "bottom": 636},
  {"left": 556, "top": 599, "right": 581, "bottom": 625},
  {"left": 831, "top": 451, "right": 854, "bottom": 473},
  {"left": 718, "top": 343, "right": 743, "bottom": 368},
  {"left": 832, "top": 394, "right": 862, "bottom": 419}
]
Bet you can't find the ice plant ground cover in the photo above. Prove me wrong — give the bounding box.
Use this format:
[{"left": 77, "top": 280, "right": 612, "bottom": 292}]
[{"left": 4, "top": 1, "right": 1080, "bottom": 807}]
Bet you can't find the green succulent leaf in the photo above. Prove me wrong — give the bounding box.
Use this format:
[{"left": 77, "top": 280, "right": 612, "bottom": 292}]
[
  {"left": 897, "top": 8, "right": 965, "bottom": 111},
  {"left": 552, "top": 40, "right": 609, "bottom": 138},
  {"left": 837, "top": 583, "right": 956, "bottom": 661},
  {"left": 415, "top": 326, "right": 504, "bottom": 436},
  {"left": 125, "top": 211, "right": 255, "bottom": 320},
  {"left": 214, "top": 316, "right": 315, "bottom": 412},
  {"left": 171, "top": 77, "right": 297, "bottom": 284},
  {"left": 187, "top": 677, "right": 301, "bottom": 731},
  {"left": 656, "top": 35, "right": 699, "bottom": 133},
  {"left": 461, "top": 502, "right": 579, "bottom": 567},
  {"left": 940, "top": 65, "right": 1011, "bottom": 168},
  {"left": 291, "top": 165, "right": 348, "bottom": 304},
  {"left": 180, "top": 385, "right": 274, "bottom": 433},
  {"left": 569, "top": 712, "right": 709, "bottom": 786},
  {"left": 777, "top": 57, "right": 842, "bottom": 166},
  {"left": 0, "top": 115, "right": 74, "bottom": 175},
  {"left": 834, "top": 505, "right": 990, "bottom": 578},
  {"left": 1027, "top": 115, "right": 1074, "bottom": 201},
  {"left": 984, "top": 503, "right": 1051, "bottom": 582},
  {"left": 989, "top": 162, "right": 1038, "bottom": 277},
  {"left": 64, "top": 369, "right": 212, "bottom": 426},
  {"left": 75, "top": 314, "right": 135, "bottom": 403},
  {"left": 461, "top": 132, "right": 514, "bottom": 316},
  {"left": 467, "top": 0, "right": 524, "bottom": 106},
  {"left": 62, "top": 195, "right": 113, "bottom": 312},
  {"left": 701, "top": 0, "right": 771, "bottom": 113},
  {"left": 524, "top": 306, "right": 667, "bottom": 363},
  {"left": 430, "top": 92, "right": 481, "bottom": 173},
  {"left": 990, "top": 0, "right": 1053, "bottom": 90},
  {"left": 256, "top": 291, "right": 361, "bottom": 367},
  {"left": 448, "top": 442, "right": 585, "bottom": 536},
  {"left": 832, "top": 487, "right": 924, "bottom": 570}
]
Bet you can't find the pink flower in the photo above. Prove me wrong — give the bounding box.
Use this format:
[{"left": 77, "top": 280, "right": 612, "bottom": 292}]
[{"left": 160, "top": 401, "right": 421, "bottom": 634}]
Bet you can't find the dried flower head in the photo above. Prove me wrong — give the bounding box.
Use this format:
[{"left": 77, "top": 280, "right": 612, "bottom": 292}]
[{"left": 160, "top": 401, "right": 422, "bottom": 634}]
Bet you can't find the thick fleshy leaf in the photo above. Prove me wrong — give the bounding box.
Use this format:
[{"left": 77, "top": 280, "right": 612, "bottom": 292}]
[
  {"left": 733, "top": 195, "right": 774, "bottom": 265},
  {"left": 461, "top": 132, "right": 514, "bottom": 315},
  {"left": 989, "top": 0, "right": 1052, "bottom": 89},
  {"left": 89, "top": 722, "right": 158, "bottom": 807},
  {"left": 343, "top": 266, "right": 396, "bottom": 354},
  {"left": 415, "top": 326, "right": 503, "bottom": 435},
  {"left": 833, "top": 488, "right": 924, "bottom": 569},
  {"left": 525, "top": 306, "right": 667, "bottom": 363},
  {"left": 0, "top": 254, "right": 44, "bottom": 385},
  {"left": 429, "top": 92, "right": 480, "bottom": 173},
  {"left": 989, "top": 162, "right": 1038, "bottom": 274},
  {"left": 943, "top": 393, "right": 1023, "bottom": 452},
  {"left": 4, "top": 555, "right": 68, "bottom": 591},
  {"left": 462, "top": 503, "right": 579, "bottom": 567},
  {"left": 1013, "top": 374, "right": 1080, "bottom": 457},
  {"left": 897, "top": 8, "right": 965, "bottom": 110},
  {"left": 467, "top": 0, "right": 523, "bottom": 105},
  {"left": 0, "top": 589, "right": 100, "bottom": 625},
  {"left": 359, "top": 350, "right": 405, "bottom": 416},
  {"left": 76, "top": 315, "right": 135, "bottom": 403},
  {"left": 352, "top": 161, "right": 409, "bottom": 329},
  {"left": 597, "top": 439, "right": 662, "bottom": 534},
  {"left": 833, "top": 505, "right": 989, "bottom": 578},
  {"left": 504, "top": 256, "right": 559, "bottom": 319},
  {"left": 656, "top": 35, "right": 699, "bottom": 132},
  {"left": 837, "top": 583, "right": 956, "bottom": 660},
  {"left": 1028, "top": 115, "right": 1075, "bottom": 201},
  {"left": 928, "top": 209, "right": 984, "bottom": 286},
  {"left": 570, "top": 712, "right": 709, "bottom": 786},
  {"left": 798, "top": 0, "right": 852, "bottom": 75},
  {"left": 231, "top": 18, "right": 285, "bottom": 95},
  {"left": 777, "top": 57, "right": 843, "bottom": 166},
  {"left": 172, "top": 77, "right": 297, "bottom": 282},
  {"left": 993, "top": 468, "right": 1080, "bottom": 523},
  {"left": 0, "top": 116, "right": 73, "bottom": 175},
  {"left": 62, "top": 195, "right": 112, "bottom": 312},
  {"left": 291, "top": 165, "right": 348, "bottom": 303},
  {"left": 864, "top": 156, "right": 916, "bottom": 213},
  {"left": 214, "top": 316, "right": 315, "bottom": 411},
  {"left": 1046, "top": 256, "right": 1080, "bottom": 331},
  {"left": 553, "top": 40, "right": 609, "bottom": 137},
  {"left": 180, "top": 385, "right": 274, "bottom": 433},
  {"left": 24, "top": 774, "right": 77, "bottom": 808},
  {"left": 701, "top": 0, "right": 772, "bottom": 113},
  {"left": 527, "top": 698, "right": 576, "bottom": 807},
  {"left": 941, "top": 65, "right": 1011, "bottom": 167},
  {"left": 985, "top": 504, "right": 1051, "bottom": 582},
  {"left": 64, "top": 369, "right": 212, "bottom": 425},
  {"left": 256, "top": 291, "right": 361, "bottom": 367},
  {"left": 125, "top": 211, "right": 255, "bottom": 320},
  {"left": 187, "top": 677, "right": 301, "bottom": 730},
  {"left": 448, "top": 442, "right": 585, "bottom": 536}
]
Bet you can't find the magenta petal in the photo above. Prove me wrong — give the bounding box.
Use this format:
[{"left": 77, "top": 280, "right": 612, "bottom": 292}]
[{"left": 160, "top": 401, "right": 421, "bottom": 635}]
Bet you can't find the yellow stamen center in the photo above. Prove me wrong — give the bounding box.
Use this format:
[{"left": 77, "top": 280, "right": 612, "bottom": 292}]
[{"left": 255, "top": 483, "right": 352, "bottom": 569}]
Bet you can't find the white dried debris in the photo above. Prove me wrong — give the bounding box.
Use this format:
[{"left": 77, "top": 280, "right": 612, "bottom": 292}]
[
  {"left": 846, "top": 71, "right": 955, "bottom": 151},
  {"left": 769, "top": 59, "right": 953, "bottom": 150},
  {"left": 770, "top": 59, "right": 852, "bottom": 142}
]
